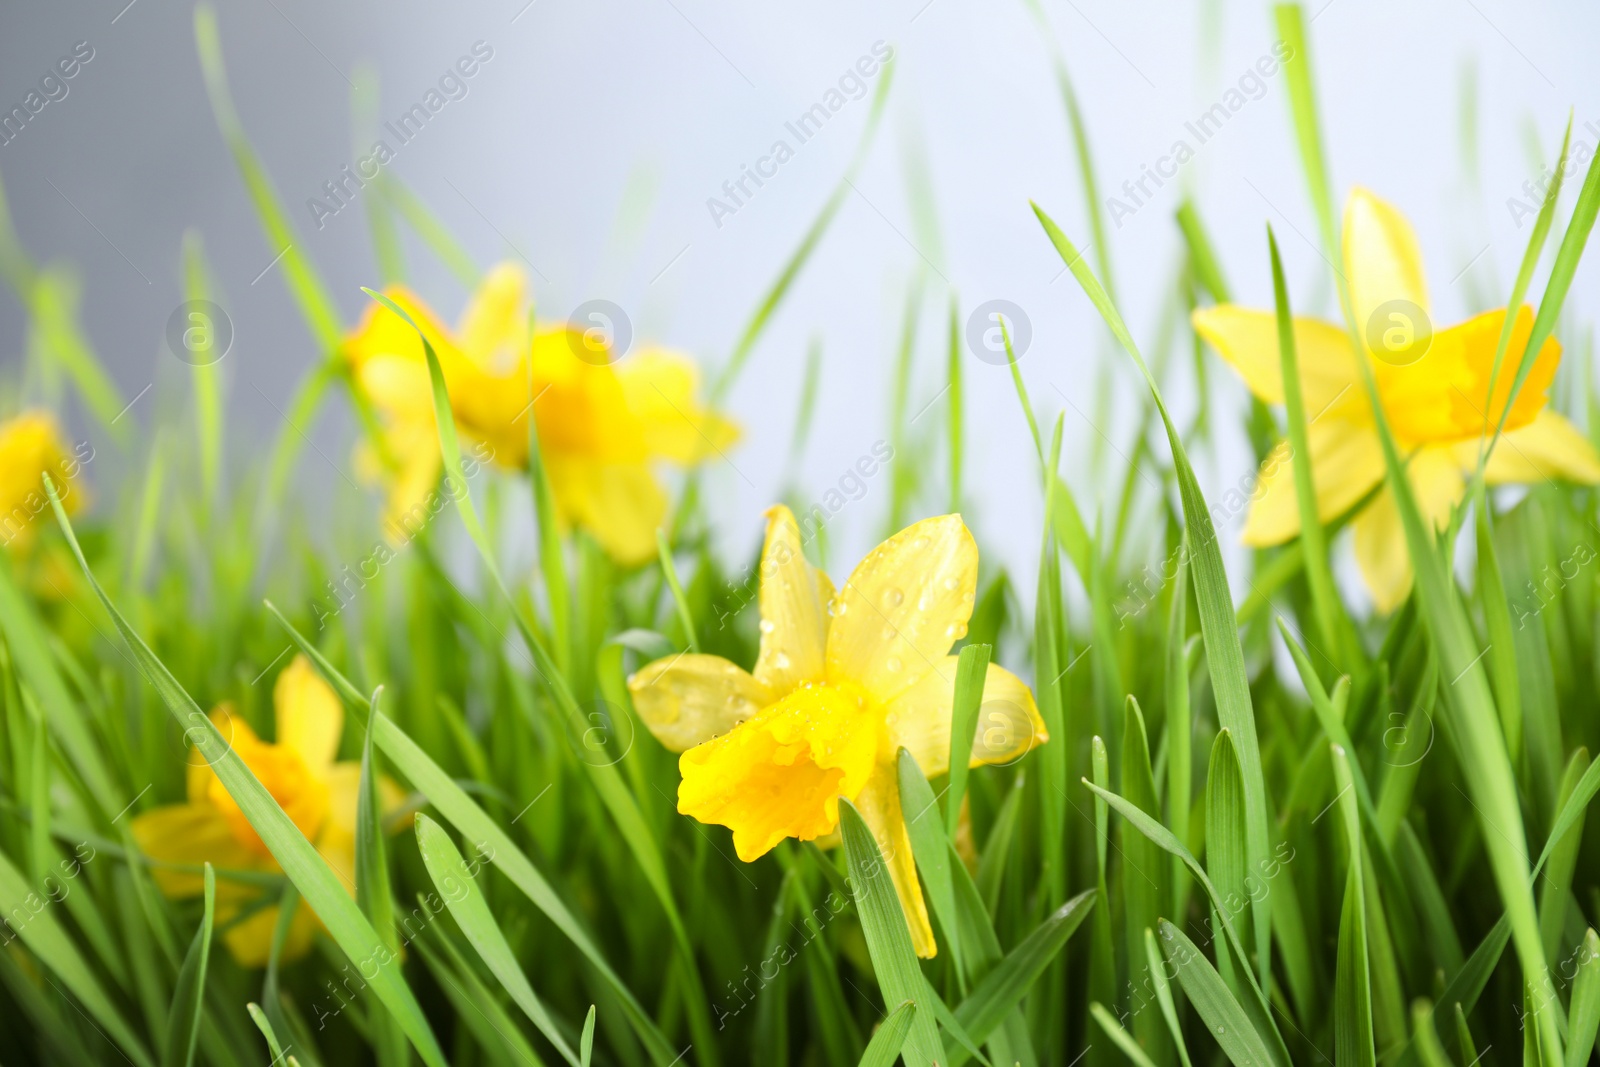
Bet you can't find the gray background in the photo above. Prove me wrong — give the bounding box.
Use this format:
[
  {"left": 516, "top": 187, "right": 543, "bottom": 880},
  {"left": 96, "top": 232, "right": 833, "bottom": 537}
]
[{"left": 1, "top": 0, "right": 1596, "bottom": 603}]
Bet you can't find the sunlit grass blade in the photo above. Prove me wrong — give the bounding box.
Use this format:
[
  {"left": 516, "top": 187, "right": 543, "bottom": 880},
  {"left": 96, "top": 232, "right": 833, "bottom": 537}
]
[
  {"left": 415, "top": 813, "right": 580, "bottom": 1066},
  {"left": 838, "top": 798, "right": 944, "bottom": 1067},
  {"left": 1332, "top": 746, "right": 1377, "bottom": 1067},
  {"left": 1409, "top": 1002, "right": 1455, "bottom": 1067},
  {"left": 898, "top": 748, "right": 964, "bottom": 985},
  {"left": 1035, "top": 200, "right": 1275, "bottom": 991},
  {"left": 1268, "top": 226, "right": 1344, "bottom": 663},
  {"left": 1568, "top": 929, "right": 1600, "bottom": 1067},
  {"left": 357, "top": 692, "right": 408, "bottom": 1067},
  {"left": 1206, "top": 729, "right": 1250, "bottom": 987},
  {"left": 1176, "top": 200, "right": 1232, "bottom": 303},
  {"left": 182, "top": 230, "right": 223, "bottom": 515},
  {"left": 1122, "top": 697, "right": 1170, "bottom": 1062},
  {"left": 858, "top": 1001, "right": 917, "bottom": 1067},
  {"left": 412, "top": 923, "right": 549, "bottom": 1067},
  {"left": 1538, "top": 749, "right": 1589, "bottom": 962},
  {"left": 580, "top": 1006, "right": 597, "bottom": 1067},
  {"left": 944, "top": 643, "right": 990, "bottom": 841},
  {"left": 657, "top": 528, "right": 699, "bottom": 652},
  {"left": 46, "top": 478, "right": 448, "bottom": 1067},
  {"left": 163, "top": 863, "right": 215, "bottom": 1067},
  {"left": 247, "top": 1003, "right": 287, "bottom": 1066}
]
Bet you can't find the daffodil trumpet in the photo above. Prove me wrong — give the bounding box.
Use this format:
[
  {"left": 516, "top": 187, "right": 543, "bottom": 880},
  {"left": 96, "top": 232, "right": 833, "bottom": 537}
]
[
  {"left": 628, "top": 506, "right": 1046, "bottom": 956},
  {"left": 1194, "top": 187, "right": 1600, "bottom": 613}
]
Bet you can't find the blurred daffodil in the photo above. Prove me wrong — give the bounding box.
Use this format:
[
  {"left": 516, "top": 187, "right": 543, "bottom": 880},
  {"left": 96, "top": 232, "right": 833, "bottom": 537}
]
[
  {"left": 344, "top": 263, "right": 737, "bottom": 564},
  {"left": 628, "top": 507, "right": 1045, "bottom": 956},
  {"left": 133, "top": 656, "right": 405, "bottom": 967},
  {"left": 0, "top": 411, "right": 85, "bottom": 550},
  {"left": 1193, "top": 187, "right": 1600, "bottom": 613}
]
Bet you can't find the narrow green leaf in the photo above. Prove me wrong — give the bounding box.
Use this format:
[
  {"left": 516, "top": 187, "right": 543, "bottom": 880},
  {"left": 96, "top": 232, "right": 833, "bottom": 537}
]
[
  {"left": 838, "top": 799, "right": 944, "bottom": 1067},
  {"left": 1409, "top": 1001, "right": 1455, "bottom": 1067},
  {"left": 1146, "top": 927, "right": 1195, "bottom": 1067},
  {"left": 858, "top": 1001, "right": 917, "bottom": 1067},
  {"left": 1332, "top": 746, "right": 1377, "bottom": 1067},
  {"left": 1540, "top": 749, "right": 1590, "bottom": 964},
  {"left": 949, "top": 890, "right": 1095, "bottom": 1051},
  {"left": 1567, "top": 929, "right": 1600, "bottom": 1067},
  {"left": 898, "top": 747, "right": 964, "bottom": 985},
  {"left": 415, "top": 813, "right": 580, "bottom": 1066},
  {"left": 580, "top": 1006, "right": 597, "bottom": 1067},
  {"left": 945, "top": 643, "right": 991, "bottom": 841},
  {"left": 163, "top": 864, "right": 215, "bottom": 1067},
  {"left": 1158, "top": 920, "right": 1276, "bottom": 1067},
  {"left": 1090, "top": 1002, "right": 1159, "bottom": 1067},
  {"left": 657, "top": 528, "right": 699, "bottom": 653}
]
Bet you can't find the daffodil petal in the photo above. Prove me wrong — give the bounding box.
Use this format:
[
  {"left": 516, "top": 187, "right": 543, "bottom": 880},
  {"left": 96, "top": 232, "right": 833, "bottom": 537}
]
[
  {"left": 220, "top": 900, "right": 318, "bottom": 968},
  {"left": 1351, "top": 489, "right": 1411, "bottom": 615},
  {"left": 1190, "top": 307, "right": 1359, "bottom": 415},
  {"left": 1377, "top": 306, "right": 1560, "bottom": 443},
  {"left": 0, "top": 411, "right": 82, "bottom": 548},
  {"left": 753, "top": 505, "right": 831, "bottom": 692},
  {"left": 1241, "top": 417, "right": 1384, "bottom": 547},
  {"left": 617, "top": 348, "right": 741, "bottom": 465},
  {"left": 131, "top": 803, "right": 269, "bottom": 900},
  {"left": 1343, "top": 187, "right": 1430, "bottom": 349},
  {"left": 274, "top": 655, "right": 343, "bottom": 772},
  {"left": 544, "top": 454, "right": 667, "bottom": 567},
  {"left": 825, "top": 514, "right": 977, "bottom": 706},
  {"left": 456, "top": 262, "right": 527, "bottom": 372},
  {"left": 884, "top": 659, "right": 1045, "bottom": 778},
  {"left": 1351, "top": 447, "right": 1462, "bottom": 614},
  {"left": 629, "top": 653, "right": 772, "bottom": 753},
  {"left": 677, "top": 683, "right": 878, "bottom": 861},
  {"left": 1456, "top": 409, "right": 1600, "bottom": 485},
  {"left": 852, "top": 763, "right": 937, "bottom": 958}
]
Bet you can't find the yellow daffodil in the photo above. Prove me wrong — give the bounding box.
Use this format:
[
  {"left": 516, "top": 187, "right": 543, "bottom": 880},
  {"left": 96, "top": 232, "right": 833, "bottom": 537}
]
[
  {"left": 1193, "top": 187, "right": 1600, "bottom": 612},
  {"left": 627, "top": 506, "right": 1046, "bottom": 956},
  {"left": 0, "top": 411, "right": 85, "bottom": 550},
  {"left": 132, "top": 656, "right": 404, "bottom": 966},
  {"left": 344, "top": 263, "right": 738, "bottom": 564}
]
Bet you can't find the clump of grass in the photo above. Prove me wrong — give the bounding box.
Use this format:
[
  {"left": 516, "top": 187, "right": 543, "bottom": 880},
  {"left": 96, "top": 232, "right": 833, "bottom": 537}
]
[{"left": 4, "top": 4, "right": 1600, "bottom": 1067}]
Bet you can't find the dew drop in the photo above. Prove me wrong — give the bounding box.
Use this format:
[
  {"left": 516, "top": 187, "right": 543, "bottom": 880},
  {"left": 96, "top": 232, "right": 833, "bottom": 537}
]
[
  {"left": 773, "top": 651, "right": 791, "bottom": 670},
  {"left": 884, "top": 587, "right": 905, "bottom": 607},
  {"left": 759, "top": 619, "right": 775, "bottom": 634},
  {"left": 912, "top": 535, "right": 930, "bottom": 550},
  {"left": 886, "top": 656, "right": 903, "bottom": 673},
  {"left": 828, "top": 599, "right": 848, "bottom": 617},
  {"left": 942, "top": 576, "right": 959, "bottom": 591}
]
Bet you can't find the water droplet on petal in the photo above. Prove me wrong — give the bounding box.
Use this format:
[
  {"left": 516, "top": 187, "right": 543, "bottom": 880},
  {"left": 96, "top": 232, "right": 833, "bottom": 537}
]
[
  {"left": 884, "top": 587, "right": 905, "bottom": 607},
  {"left": 886, "top": 656, "right": 903, "bottom": 673},
  {"left": 773, "top": 651, "right": 791, "bottom": 670},
  {"left": 828, "top": 599, "right": 848, "bottom": 617},
  {"left": 942, "top": 576, "right": 958, "bottom": 591},
  {"left": 759, "top": 619, "right": 775, "bottom": 634}
]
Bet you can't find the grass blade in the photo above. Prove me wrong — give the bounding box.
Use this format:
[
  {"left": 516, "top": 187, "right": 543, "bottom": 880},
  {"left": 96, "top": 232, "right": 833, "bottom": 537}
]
[
  {"left": 838, "top": 798, "right": 944, "bottom": 1067},
  {"left": 163, "top": 863, "right": 215, "bottom": 1067},
  {"left": 45, "top": 479, "right": 448, "bottom": 1067},
  {"left": 1034, "top": 201, "right": 1276, "bottom": 993},
  {"left": 415, "top": 813, "right": 580, "bottom": 1066},
  {"left": 858, "top": 1001, "right": 917, "bottom": 1067},
  {"left": 1158, "top": 920, "right": 1276, "bottom": 1067},
  {"left": 945, "top": 643, "right": 991, "bottom": 841}
]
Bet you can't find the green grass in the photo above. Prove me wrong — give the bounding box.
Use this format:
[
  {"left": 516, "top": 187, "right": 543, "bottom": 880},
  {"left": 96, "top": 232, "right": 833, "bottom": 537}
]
[{"left": 4, "top": 4, "right": 1600, "bottom": 1067}]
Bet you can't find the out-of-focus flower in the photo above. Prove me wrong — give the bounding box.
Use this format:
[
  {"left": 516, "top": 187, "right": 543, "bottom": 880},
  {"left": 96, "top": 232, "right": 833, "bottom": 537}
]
[
  {"left": 132, "top": 656, "right": 404, "bottom": 967},
  {"left": 0, "top": 411, "right": 84, "bottom": 550},
  {"left": 1193, "top": 187, "right": 1600, "bottom": 612},
  {"left": 345, "top": 263, "right": 737, "bottom": 564},
  {"left": 628, "top": 506, "right": 1046, "bottom": 957}
]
